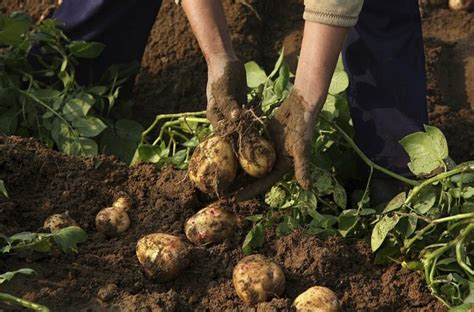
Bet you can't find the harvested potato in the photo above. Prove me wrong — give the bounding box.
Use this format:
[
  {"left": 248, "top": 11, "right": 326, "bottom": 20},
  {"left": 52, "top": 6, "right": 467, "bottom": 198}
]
[
  {"left": 136, "top": 233, "right": 191, "bottom": 282},
  {"left": 449, "top": 0, "right": 473, "bottom": 10},
  {"left": 43, "top": 212, "right": 77, "bottom": 232},
  {"left": 96, "top": 197, "right": 131, "bottom": 237},
  {"left": 238, "top": 135, "right": 276, "bottom": 178},
  {"left": 294, "top": 286, "right": 341, "bottom": 312},
  {"left": 233, "top": 254, "right": 285, "bottom": 305},
  {"left": 184, "top": 203, "right": 237, "bottom": 245},
  {"left": 188, "top": 136, "right": 237, "bottom": 195}
]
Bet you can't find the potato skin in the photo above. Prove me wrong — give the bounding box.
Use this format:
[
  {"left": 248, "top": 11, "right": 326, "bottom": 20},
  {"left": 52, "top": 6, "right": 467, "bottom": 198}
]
[
  {"left": 294, "top": 286, "right": 341, "bottom": 312},
  {"left": 184, "top": 203, "right": 237, "bottom": 245},
  {"left": 43, "top": 213, "right": 77, "bottom": 232},
  {"left": 136, "top": 233, "right": 191, "bottom": 282},
  {"left": 233, "top": 254, "right": 286, "bottom": 305},
  {"left": 238, "top": 136, "right": 276, "bottom": 178},
  {"left": 188, "top": 136, "right": 237, "bottom": 195},
  {"left": 95, "top": 206, "right": 130, "bottom": 237}
]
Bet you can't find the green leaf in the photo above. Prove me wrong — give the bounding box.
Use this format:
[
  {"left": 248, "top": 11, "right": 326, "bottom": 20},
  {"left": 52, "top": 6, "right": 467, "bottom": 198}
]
[
  {"left": 424, "top": 125, "right": 449, "bottom": 160},
  {"left": 0, "top": 180, "right": 9, "bottom": 198},
  {"left": 338, "top": 209, "right": 358, "bottom": 238},
  {"left": 315, "top": 172, "right": 333, "bottom": 194},
  {"left": 71, "top": 116, "right": 106, "bottom": 137},
  {"left": 0, "top": 268, "right": 36, "bottom": 284},
  {"left": 244, "top": 61, "right": 267, "bottom": 88},
  {"left": 62, "top": 98, "right": 92, "bottom": 121},
  {"left": 131, "top": 144, "right": 162, "bottom": 165},
  {"left": 273, "top": 61, "right": 290, "bottom": 97},
  {"left": 100, "top": 119, "right": 143, "bottom": 163},
  {"left": 400, "top": 126, "right": 449, "bottom": 176},
  {"left": 412, "top": 186, "right": 437, "bottom": 214},
  {"left": 328, "top": 70, "right": 349, "bottom": 95},
  {"left": 371, "top": 215, "right": 400, "bottom": 251},
  {"left": 61, "top": 137, "right": 98, "bottom": 156},
  {"left": 52, "top": 226, "right": 87, "bottom": 253},
  {"left": 268, "top": 48, "right": 285, "bottom": 79},
  {"left": 242, "top": 223, "right": 265, "bottom": 254},
  {"left": 0, "top": 15, "right": 31, "bottom": 46},
  {"left": 333, "top": 184, "right": 347, "bottom": 209},
  {"left": 321, "top": 95, "right": 338, "bottom": 120},
  {"left": 383, "top": 192, "right": 406, "bottom": 213},
  {"left": 374, "top": 245, "right": 400, "bottom": 265},
  {"left": 68, "top": 41, "right": 105, "bottom": 58},
  {"left": 462, "top": 187, "right": 474, "bottom": 199}
]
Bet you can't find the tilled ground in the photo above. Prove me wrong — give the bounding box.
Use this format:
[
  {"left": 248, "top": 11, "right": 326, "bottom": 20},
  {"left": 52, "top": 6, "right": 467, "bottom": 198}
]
[
  {"left": 0, "top": 136, "right": 445, "bottom": 311},
  {"left": 0, "top": 1, "right": 473, "bottom": 311}
]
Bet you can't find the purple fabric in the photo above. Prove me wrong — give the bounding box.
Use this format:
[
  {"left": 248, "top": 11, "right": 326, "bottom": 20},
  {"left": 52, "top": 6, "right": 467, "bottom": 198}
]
[{"left": 342, "top": 0, "right": 428, "bottom": 176}]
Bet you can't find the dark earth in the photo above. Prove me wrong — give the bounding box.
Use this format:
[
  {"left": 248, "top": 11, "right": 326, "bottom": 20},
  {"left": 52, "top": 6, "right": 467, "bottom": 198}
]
[{"left": 1, "top": 0, "right": 474, "bottom": 311}]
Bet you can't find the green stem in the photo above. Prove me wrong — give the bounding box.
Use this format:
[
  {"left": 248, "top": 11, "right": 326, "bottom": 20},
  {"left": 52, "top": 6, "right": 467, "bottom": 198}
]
[
  {"left": 405, "top": 164, "right": 474, "bottom": 204},
  {"left": 402, "top": 213, "right": 474, "bottom": 252},
  {"left": 141, "top": 111, "right": 207, "bottom": 143},
  {"left": 0, "top": 293, "right": 50, "bottom": 312},
  {"left": 455, "top": 224, "right": 474, "bottom": 276},
  {"left": 320, "top": 115, "right": 420, "bottom": 186}
]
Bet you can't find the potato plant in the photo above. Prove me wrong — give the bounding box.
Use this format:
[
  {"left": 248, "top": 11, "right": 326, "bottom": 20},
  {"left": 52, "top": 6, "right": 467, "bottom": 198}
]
[
  {"left": 0, "top": 12, "right": 142, "bottom": 162},
  {"left": 0, "top": 226, "right": 87, "bottom": 311}
]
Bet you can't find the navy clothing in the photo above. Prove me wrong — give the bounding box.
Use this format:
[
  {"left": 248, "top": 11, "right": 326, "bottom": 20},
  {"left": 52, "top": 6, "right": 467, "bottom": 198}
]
[
  {"left": 53, "top": 0, "right": 428, "bottom": 175},
  {"left": 342, "top": 0, "right": 428, "bottom": 175}
]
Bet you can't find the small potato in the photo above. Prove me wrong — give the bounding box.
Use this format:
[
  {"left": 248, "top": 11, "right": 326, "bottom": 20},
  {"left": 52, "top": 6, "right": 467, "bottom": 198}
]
[
  {"left": 95, "top": 206, "right": 130, "bottom": 237},
  {"left": 112, "top": 196, "right": 131, "bottom": 210},
  {"left": 136, "top": 233, "right": 191, "bottom": 282},
  {"left": 43, "top": 212, "right": 77, "bottom": 232},
  {"left": 449, "top": 0, "right": 473, "bottom": 10},
  {"left": 238, "top": 136, "right": 276, "bottom": 178},
  {"left": 188, "top": 136, "right": 237, "bottom": 195},
  {"left": 294, "top": 286, "right": 341, "bottom": 312},
  {"left": 184, "top": 203, "right": 238, "bottom": 245},
  {"left": 233, "top": 254, "right": 286, "bottom": 305}
]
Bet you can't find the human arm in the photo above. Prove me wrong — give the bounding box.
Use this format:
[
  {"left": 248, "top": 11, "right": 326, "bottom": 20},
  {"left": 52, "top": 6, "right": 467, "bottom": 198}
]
[{"left": 181, "top": 0, "right": 247, "bottom": 128}]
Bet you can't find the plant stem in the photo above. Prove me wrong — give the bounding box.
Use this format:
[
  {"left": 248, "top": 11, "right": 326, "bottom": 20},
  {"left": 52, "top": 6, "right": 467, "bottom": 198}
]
[
  {"left": 0, "top": 293, "right": 50, "bottom": 312},
  {"left": 141, "top": 111, "right": 207, "bottom": 143},
  {"left": 405, "top": 164, "right": 474, "bottom": 203},
  {"left": 403, "top": 213, "right": 474, "bottom": 252},
  {"left": 319, "top": 115, "right": 420, "bottom": 187}
]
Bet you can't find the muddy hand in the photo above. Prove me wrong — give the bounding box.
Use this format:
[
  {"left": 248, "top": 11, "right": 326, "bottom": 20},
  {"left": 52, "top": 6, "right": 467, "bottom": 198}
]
[
  {"left": 206, "top": 58, "right": 248, "bottom": 129},
  {"left": 235, "top": 90, "right": 317, "bottom": 202}
]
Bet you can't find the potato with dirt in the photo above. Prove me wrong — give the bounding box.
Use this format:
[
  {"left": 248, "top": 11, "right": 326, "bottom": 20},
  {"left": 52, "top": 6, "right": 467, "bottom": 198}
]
[
  {"left": 95, "top": 197, "right": 131, "bottom": 237},
  {"left": 136, "top": 233, "right": 191, "bottom": 282},
  {"left": 294, "top": 286, "right": 342, "bottom": 312},
  {"left": 188, "top": 136, "right": 237, "bottom": 195},
  {"left": 184, "top": 202, "right": 238, "bottom": 245},
  {"left": 238, "top": 135, "right": 276, "bottom": 178},
  {"left": 43, "top": 212, "right": 77, "bottom": 232},
  {"left": 233, "top": 254, "right": 286, "bottom": 305}
]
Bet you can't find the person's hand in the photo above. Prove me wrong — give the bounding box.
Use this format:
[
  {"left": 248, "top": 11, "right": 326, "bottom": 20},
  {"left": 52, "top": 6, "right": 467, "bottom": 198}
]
[
  {"left": 206, "top": 57, "right": 248, "bottom": 129},
  {"left": 235, "top": 89, "right": 319, "bottom": 201}
]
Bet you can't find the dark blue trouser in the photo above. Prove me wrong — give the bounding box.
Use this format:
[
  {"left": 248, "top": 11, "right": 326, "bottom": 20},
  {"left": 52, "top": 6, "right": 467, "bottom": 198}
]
[
  {"left": 342, "top": 0, "right": 428, "bottom": 175},
  {"left": 53, "top": 0, "right": 428, "bottom": 175}
]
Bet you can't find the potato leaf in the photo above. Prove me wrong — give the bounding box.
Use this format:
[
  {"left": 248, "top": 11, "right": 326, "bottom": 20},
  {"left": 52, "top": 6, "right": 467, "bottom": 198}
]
[
  {"left": 399, "top": 125, "right": 449, "bottom": 176},
  {"left": 0, "top": 180, "right": 8, "bottom": 198},
  {"left": 68, "top": 41, "right": 105, "bottom": 59},
  {"left": 371, "top": 215, "right": 400, "bottom": 252},
  {"left": 383, "top": 192, "right": 406, "bottom": 213},
  {"left": 328, "top": 70, "right": 349, "bottom": 95},
  {"left": 244, "top": 61, "right": 267, "bottom": 88},
  {"left": 0, "top": 268, "right": 36, "bottom": 284},
  {"left": 52, "top": 226, "right": 87, "bottom": 253}
]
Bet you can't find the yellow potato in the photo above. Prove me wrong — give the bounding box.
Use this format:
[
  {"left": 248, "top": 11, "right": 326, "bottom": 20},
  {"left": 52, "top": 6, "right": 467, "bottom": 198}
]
[
  {"left": 294, "top": 286, "right": 341, "bottom": 312},
  {"left": 238, "top": 136, "right": 276, "bottom": 178},
  {"left": 43, "top": 212, "right": 77, "bottom": 232},
  {"left": 233, "top": 254, "right": 285, "bottom": 305},
  {"left": 188, "top": 136, "right": 237, "bottom": 195},
  {"left": 184, "top": 203, "right": 237, "bottom": 245},
  {"left": 95, "top": 206, "right": 130, "bottom": 237},
  {"left": 136, "top": 233, "right": 191, "bottom": 282}
]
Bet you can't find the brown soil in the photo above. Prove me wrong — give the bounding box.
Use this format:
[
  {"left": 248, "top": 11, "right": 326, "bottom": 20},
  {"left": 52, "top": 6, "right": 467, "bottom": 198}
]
[
  {"left": 1, "top": 1, "right": 473, "bottom": 311},
  {"left": 0, "top": 136, "right": 444, "bottom": 311}
]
